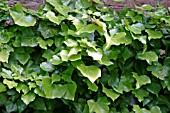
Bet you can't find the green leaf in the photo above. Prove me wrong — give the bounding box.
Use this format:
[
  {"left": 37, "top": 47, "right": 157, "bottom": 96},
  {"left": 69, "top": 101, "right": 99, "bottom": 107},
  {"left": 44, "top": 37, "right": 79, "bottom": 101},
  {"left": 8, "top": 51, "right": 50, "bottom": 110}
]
[
  {"left": 3, "top": 79, "right": 18, "bottom": 89},
  {"left": 10, "top": 3, "right": 36, "bottom": 26},
  {"left": 76, "top": 24, "right": 97, "bottom": 35},
  {"left": 0, "top": 31, "right": 14, "bottom": 44},
  {"left": 0, "top": 82, "right": 6, "bottom": 92},
  {"left": 121, "top": 47, "right": 133, "bottom": 61},
  {"left": 29, "top": 97, "right": 46, "bottom": 110},
  {"left": 42, "top": 49, "right": 54, "bottom": 60},
  {"left": 137, "top": 51, "right": 158, "bottom": 65},
  {"left": 0, "top": 49, "right": 9, "bottom": 63},
  {"left": 42, "top": 78, "right": 66, "bottom": 99},
  {"left": 46, "top": 11, "right": 65, "bottom": 25},
  {"left": 21, "top": 92, "right": 36, "bottom": 105},
  {"left": 21, "top": 36, "right": 38, "bottom": 47},
  {"left": 64, "top": 39, "right": 78, "bottom": 47},
  {"left": 15, "top": 53, "right": 30, "bottom": 65},
  {"left": 77, "top": 64, "right": 101, "bottom": 83},
  {"left": 135, "top": 4, "right": 154, "bottom": 10},
  {"left": 132, "top": 34, "right": 147, "bottom": 44},
  {"left": 151, "top": 106, "right": 161, "bottom": 113},
  {"left": 52, "top": 74, "right": 61, "bottom": 83},
  {"left": 59, "top": 49, "right": 69, "bottom": 61},
  {"left": 132, "top": 89, "right": 149, "bottom": 102},
  {"left": 133, "top": 105, "right": 150, "bottom": 113},
  {"left": 50, "top": 55, "right": 62, "bottom": 65},
  {"left": 40, "top": 62, "right": 55, "bottom": 72},
  {"left": 42, "top": 78, "right": 77, "bottom": 100},
  {"left": 37, "top": 37, "right": 47, "bottom": 49},
  {"left": 46, "top": 0, "right": 70, "bottom": 16},
  {"left": 128, "top": 23, "right": 145, "bottom": 34},
  {"left": 63, "top": 82, "right": 77, "bottom": 100},
  {"left": 38, "top": 22, "right": 58, "bottom": 39},
  {"left": 75, "top": 0, "right": 91, "bottom": 9},
  {"left": 83, "top": 79, "right": 98, "bottom": 92},
  {"left": 147, "top": 63, "right": 169, "bottom": 80},
  {"left": 146, "top": 83, "right": 161, "bottom": 96},
  {"left": 87, "top": 97, "right": 110, "bottom": 113},
  {"left": 145, "top": 29, "right": 163, "bottom": 40},
  {"left": 15, "top": 83, "right": 30, "bottom": 94},
  {"left": 132, "top": 72, "right": 151, "bottom": 89},
  {"left": 102, "top": 86, "right": 120, "bottom": 102},
  {"left": 86, "top": 48, "right": 103, "bottom": 60},
  {"left": 110, "top": 32, "right": 127, "bottom": 45}
]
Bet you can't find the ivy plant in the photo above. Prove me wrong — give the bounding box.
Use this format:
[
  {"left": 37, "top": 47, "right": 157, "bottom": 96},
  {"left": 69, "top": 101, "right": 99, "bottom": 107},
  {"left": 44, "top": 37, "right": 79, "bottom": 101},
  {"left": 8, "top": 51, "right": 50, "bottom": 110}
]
[{"left": 0, "top": 0, "right": 170, "bottom": 113}]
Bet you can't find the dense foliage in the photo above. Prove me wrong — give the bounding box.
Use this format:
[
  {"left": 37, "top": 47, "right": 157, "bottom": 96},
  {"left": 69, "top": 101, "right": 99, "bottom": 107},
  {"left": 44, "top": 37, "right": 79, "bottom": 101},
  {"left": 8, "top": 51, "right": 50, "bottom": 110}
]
[{"left": 0, "top": 0, "right": 170, "bottom": 112}]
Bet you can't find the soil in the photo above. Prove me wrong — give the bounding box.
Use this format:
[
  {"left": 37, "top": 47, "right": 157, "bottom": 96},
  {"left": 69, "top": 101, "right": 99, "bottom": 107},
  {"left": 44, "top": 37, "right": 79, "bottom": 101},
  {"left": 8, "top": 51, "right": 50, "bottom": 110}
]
[{"left": 6, "top": 0, "right": 170, "bottom": 12}]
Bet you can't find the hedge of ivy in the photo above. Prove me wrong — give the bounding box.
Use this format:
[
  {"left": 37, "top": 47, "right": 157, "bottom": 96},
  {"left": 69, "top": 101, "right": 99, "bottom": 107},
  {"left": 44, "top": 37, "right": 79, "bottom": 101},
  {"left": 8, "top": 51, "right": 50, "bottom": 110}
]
[{"left": 1, "top": 0, "right": 170, "bottom": 112}]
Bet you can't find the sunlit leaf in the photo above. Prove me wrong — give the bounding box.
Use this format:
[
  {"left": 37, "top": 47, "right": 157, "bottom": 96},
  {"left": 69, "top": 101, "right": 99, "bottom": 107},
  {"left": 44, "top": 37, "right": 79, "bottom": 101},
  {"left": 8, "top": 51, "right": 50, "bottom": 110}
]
[
  {"left": 3, "top": 79, "right": 18, "bottom": 89},
  {"left": 21, "top": 92, "right": 36, "bottom": 105},
  {"left": 46, "top": 11, "right": 65, "bottom": 25},
  {"left": 137, "top": 51, "right": 158, "bottom": 64},
  {"left": 102, "top": 86, "right": 120, "bottom": 102},
  {"left": 10, "top": 3, "right": 36, "bottom": 26},
  {"left": 77, "top": 64, "right": 101, "bottom": 83},
  {"left": 132, "top": 72, "right": 151, "bottom": 89},
  {"left": 40, "top": 62, "right": 55, "bottom": 72},
  {"left": 145, "top": 29, "right": 163, "bottom": 40},
  {"left": 0, "top": 49, "right": 9, "bottom": 63}
]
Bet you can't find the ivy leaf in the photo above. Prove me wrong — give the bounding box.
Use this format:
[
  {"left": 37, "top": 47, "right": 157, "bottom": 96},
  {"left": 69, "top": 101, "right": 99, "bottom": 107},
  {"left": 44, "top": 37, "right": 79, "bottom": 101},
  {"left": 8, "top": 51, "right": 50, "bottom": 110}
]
[
  {"left": 146, "top": 82, "right": 161, "bottom": 96},
  {"left": 135, "top": 4, "right": 154, "bottom": 10},
  {"left": 132, "top": 89, "right": 149, "bottom": 102},
  {"left": 42, "top": 78, "right": 77, "bottom": 100},
  {"left": 102, "top": 86, "right": 120, "bottom": 102},
  {"left": 77, "top": 64, "right": 101, "bottom": 83},
  {"left": 21, "top": 36, "right": 38, "bottom": 47},
  {"left": 147, "top": 63, "right": 169, "bottom": 80},
  {"left": 59, "top": 50, "right": 69, "bottom": 61},
  {"left": 15, "top": 53, "right": 30, "bottom": 65},
  {"left": 76, "top": 24, "right": 97, "bottom": 35},
  {"left": 132, "top": 72, "right": 151, "bottom": 89},
  {"left": 52, "top": 74, "right": 61, "bottom": 83},
  {"left": 15, "top": 83, "right": 30, "bottom": 94},
  {"left": 0, "top": 82, "right": 6, "bottom": 92},
  {"left": 75, "top": 0, "right": 91, "bottom": 9},
  {"left": 131, "top": 34, "right": 147, "bottom": 44},
  {"left": 133, "top": 105, "right": 150, "bottom": 113},
  {"left": 145, "top": 29, "right": 163, "bottom": 40},
  {"left": 87, "top": 97, "right": 110, "bottom": 113},
  {"left": 64, "top": 39, "right": 78, "bottom": 47},
  {"left": 83, "top": 79, "right": 98, "bottom": 92},
  {"left": 46, "top": 11, "right": 65, "bottom": 25},
  {"left": 128, "top": 23, "right": 145, "bottom": 34},
  {"left": 121, "top": 47, "right": 133, "bottom": 61},
  {"left": 10, "top": 3, "right": 36, "bottom": 27},
  {"left": 46, "top": 0, "right": 70, "bottom": 16},
  {"left": 0, "top": 49, "right": 9, "bottom": 63},
  {"left": 151, "top": 106, "right": 161, "bottom": 113},
  {"left": 42, "top": 78, "right": 66, "bottom": 99},
  {"left": 40, "top": 62, "right": 55, "bottom": 72},
  {"left": 0, "top": 31, "right": 14, "bottom": 44},
  {"left": 21, "top": 92, "right": 36, "bottom": 105},
  {"left": 137, "top": 51, "right": 158, "bottom": 65},
  {"left": 86, "top": 48, "right": 103, "bottom": 60},
  {"left": 50, "top": 55, "right": 62, "bottom": 65},
  {"left": 3, "top": 79, "right": 18, "bottom": 89},
  {"left": 29, "top": 97, "right": 46, "bottom": 111},
  {"left": 63, "top": 82, "right": 77, "bottom": 100},
  {"left": 38, "top": 22, "right": 58, "bottom": 39}
]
